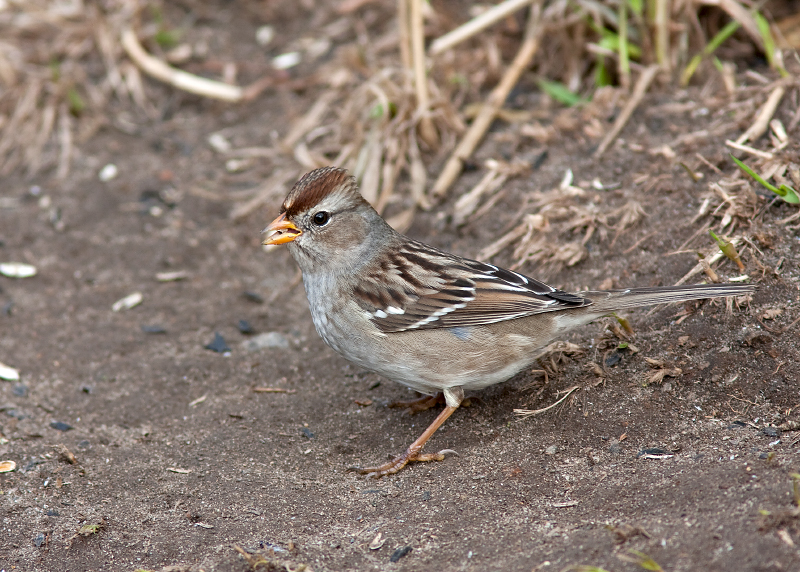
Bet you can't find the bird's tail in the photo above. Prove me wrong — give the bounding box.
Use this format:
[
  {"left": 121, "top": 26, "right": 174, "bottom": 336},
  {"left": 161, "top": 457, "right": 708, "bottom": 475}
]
[{"left": 579, "top": 283, "right": 754, "bottom": 314}]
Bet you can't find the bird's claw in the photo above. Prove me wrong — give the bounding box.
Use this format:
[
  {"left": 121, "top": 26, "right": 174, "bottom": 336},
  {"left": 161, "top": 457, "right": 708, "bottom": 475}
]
[{"left": 348, "top": 447, "right": 457, "bottom": 478}]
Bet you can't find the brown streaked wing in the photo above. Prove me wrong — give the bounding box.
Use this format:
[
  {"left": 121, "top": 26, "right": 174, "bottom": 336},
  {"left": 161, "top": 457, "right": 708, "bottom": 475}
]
[{"left": 360, "top": 243, "right": 591, "bottom": 333}]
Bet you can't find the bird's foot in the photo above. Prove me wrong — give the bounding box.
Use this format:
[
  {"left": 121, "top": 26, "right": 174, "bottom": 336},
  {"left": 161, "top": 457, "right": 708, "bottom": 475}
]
[{"left": 350, "top": 448, "right": 458, "bottom": 478}]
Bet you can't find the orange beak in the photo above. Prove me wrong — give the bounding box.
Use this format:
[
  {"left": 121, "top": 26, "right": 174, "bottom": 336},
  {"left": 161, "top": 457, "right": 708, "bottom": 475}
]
[{"left": 261, "top": 212, "right": 302, "bottom": 245}]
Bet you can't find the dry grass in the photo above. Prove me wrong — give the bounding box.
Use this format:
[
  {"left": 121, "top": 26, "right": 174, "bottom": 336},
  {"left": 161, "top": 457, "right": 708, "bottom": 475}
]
[{"left": 1, "top": 0, "right": 796, "bottom": 273}]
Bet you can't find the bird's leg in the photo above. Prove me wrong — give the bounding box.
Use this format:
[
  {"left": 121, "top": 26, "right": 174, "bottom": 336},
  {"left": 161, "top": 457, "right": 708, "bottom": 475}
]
[
  {"left": 388, "top": 392, "right": 445, "bottom": 413},
  {"left": 352, "top": 387, "right": 463, "bottom": 478}
]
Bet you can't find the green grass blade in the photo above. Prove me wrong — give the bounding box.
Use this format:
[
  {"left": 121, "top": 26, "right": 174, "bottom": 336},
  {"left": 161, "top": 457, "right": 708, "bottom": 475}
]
[
  {"left": 733, "top": 154, "right": 799, "bottom": 203},
  {"left": 709, "top": 230, "right": 745, "bottom": 270},
  {"left": 753, "top": 10, "right": 788, "bottom": 76},
  {"left": 754, "top": 11, "right": 776, "bottom": 68},
  {"left": 599, "top": 29, "right": 642, "bottom": 58},
  {"left": 705, "top": 20, "right": 741, "bottom": 55},
  {"left": 537, "top": 79, "right": 584, "bottom": 107},
  {"left": 682, "top": 20, "right": 740, "bottom": 85},
  {"left": 680, "top": 55, "right": 702, "bottom": 86},
  {"left": 730, "top": 154, "right": 779, "bottom": 193},
  {"left": 778, "top": 184, "right": 800, "bottom": 204},
  {"left": 595, "top": 58, "right": 613, "bottom": 87}
]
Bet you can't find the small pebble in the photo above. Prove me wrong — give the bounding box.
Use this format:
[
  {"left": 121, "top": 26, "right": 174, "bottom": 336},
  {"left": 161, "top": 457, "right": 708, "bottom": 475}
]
[
  {"left": 156, "top": 270, "right": 189, "bottom": 282},
  {"left": 369, "top": 532, "right": 385, "bottom": 550},
  {"left": 205, "top": 332, "right": 231, "bottom": 353},
  {"left": 50, "top": 421, "right": 73, "bottom": 432},
  {"left": 76, "top": 440, "right": 90, "bottom": 450},
  {"left": 0, "top": 262, "right": 37, "bottom": 278},
  {"left": 389, "top": 546, "right": 412, "bottom": 563},
  {"left": 112, "top": 292, "right": 143, "bottom": 312},
  {"left": 272, "top": 52, "right": 301, "bottom": 70},
  {"left": 255, "top": 25, "right": 274, "bottom": 46},
  {"left": 33, "top": 533, "right": 46, "bottom": 547},
  {"left": 5, "top": 409, "right": 26, "bottom": 420},
  {"left": 98, "top": 163, "right": 118, "bottom": 182},
  {"left": 544, "top": 445, "right": 558, "bottom": 455},
  {"left": 46, "top": 509, "right": 60, "bottom": 517},
  {"left": 12, "top": 384, "right": 27, "bottom": 396},
  {"left": 301, "top": 427, "right": 314, "bottom": 439},
  {"left": 141, "top": 324, "right": 167, "bottom": 334},
  {"left": 242, "top": 332, "right": 289, "bottom": 352},
  {"left": 207, "top": 133, "right": 231, "bottom": 153},
  {"left": 237, "top": 319, "right": 254, "bottom": 334},
  {"left": 637, "top": 448, "right": 673, "bottom": 460},
  {"left": 242, "top": 291, "right": 264, "bottom": 304},
  {"left": 225, "top": 158, "right": 250, "bottom": 173},
  {"left": 0, "top": 361, "right": 20, "bottom": 381}
]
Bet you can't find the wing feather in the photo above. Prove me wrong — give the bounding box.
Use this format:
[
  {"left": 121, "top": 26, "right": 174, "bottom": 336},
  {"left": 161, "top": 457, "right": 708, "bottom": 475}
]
[{"left": 353, "top": 241, "right": 590, "bottom": 333}]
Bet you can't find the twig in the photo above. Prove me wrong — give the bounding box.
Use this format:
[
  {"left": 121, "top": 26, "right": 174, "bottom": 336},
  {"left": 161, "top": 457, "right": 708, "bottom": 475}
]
[
  {"left": 699, "top": 0, "right": 763, "bottom": 49},
  {"left": 230, "top": 169, "right": 297, "bottom": 220},
  {"left": 695, "top": 152, "right": 723, "bottom": 174},
  {"left": 622, "top": 230, "right": 658, "bottom": 254},
  {"left": 675, "top": 222, "right": 711, "bottom": 252},
  {"left": 429, "top": 0, "right": 534, "bottom": 55},
  {"left": 514, "top": 385, "right": 580, "bottom": 418},
  {"left": 735, "top": 85, "right": 786, "bottom": 145},
  {"left": 779, "top": 210, "right": 800, "bottom": 225},
  {"left": 253, "top": 387, "right": 297, "bottom": 394},
  {"left": 453, "top": 160, "right": 529, "bottom": 225},
  {"left": 409, "top": 0, "right": 438, "bottom": 147},
  {"left": 654, "top": 0, "right": 669, "bottom": 69},
  {"left": 673, "top": 237, "right": 743, "bottom": 285},
  {"left": 431, "top": 2, "right": 542, "bottom": 198},
  {"left": 595, "top": 64, "right": 660, "bottom": 157},
  {"left": 121, "top": 29, "right": 244, "bottom": 102},
  {"left": 758, "top": 314, "right": 800, "bottom": 335},
  {"left": 724, "top": 139, "right": 774, "bottom": 160},
  {"left": 475, "top": 220, "right": 529, "bottom": 260},
  {"left": 397, "top": 0, "right": 412, "bottom": 81},
  {"left": 56, "top": 104, "right": 72, "bottom": 180},
  {"left": 789, "top": 99, "right": 800, "bottom": 132},
  {"left": 282, "top": 92, "right": 336, "bottom": 149},
  {"left": 453, "top": 170, "right": 508, "bottom": 226}
]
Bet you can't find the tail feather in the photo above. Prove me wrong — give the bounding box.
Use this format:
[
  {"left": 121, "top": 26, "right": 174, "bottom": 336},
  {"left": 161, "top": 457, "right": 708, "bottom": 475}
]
[{"left": 579, "top": 283, "right": 754, "bottom": 314}]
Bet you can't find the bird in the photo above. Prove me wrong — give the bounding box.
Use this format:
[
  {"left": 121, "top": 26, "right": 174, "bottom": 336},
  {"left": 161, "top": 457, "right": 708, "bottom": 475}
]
[{"left": 262, "top": 166, "right": 754, "bottom": 478}]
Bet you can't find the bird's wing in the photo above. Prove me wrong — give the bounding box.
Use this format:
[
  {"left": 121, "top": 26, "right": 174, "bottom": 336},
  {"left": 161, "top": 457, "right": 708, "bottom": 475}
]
[{"left": 352, "top": 241, "right": 590, "bottom": 334}]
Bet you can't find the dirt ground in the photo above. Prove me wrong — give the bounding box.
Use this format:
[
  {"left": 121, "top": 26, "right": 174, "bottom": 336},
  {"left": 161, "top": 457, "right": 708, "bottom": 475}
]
[{"left": 2, "top": 2, "right": 800, "bottom": 572}]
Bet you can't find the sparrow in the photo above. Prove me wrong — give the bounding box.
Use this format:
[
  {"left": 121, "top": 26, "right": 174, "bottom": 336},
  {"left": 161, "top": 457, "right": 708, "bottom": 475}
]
[{"left": 262, "top": 167, "right": 754, "bottom": 477}]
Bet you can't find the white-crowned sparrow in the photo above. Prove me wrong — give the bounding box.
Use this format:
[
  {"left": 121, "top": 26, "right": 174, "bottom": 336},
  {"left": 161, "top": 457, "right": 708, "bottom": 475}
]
[{"left": 263, "top": 167, "right": 754, "bottom": 477}]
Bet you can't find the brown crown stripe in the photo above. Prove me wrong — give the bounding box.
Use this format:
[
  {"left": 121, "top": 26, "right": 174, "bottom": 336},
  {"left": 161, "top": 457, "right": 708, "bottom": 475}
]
[{"left": 283, "top": 167, "right": 353, "bottom": 217}]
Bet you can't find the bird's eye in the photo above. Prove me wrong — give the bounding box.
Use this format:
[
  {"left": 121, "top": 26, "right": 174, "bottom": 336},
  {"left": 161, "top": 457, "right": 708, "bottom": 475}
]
[{"left": 313, "top": 211, "right": 330, "bottom": 226}]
